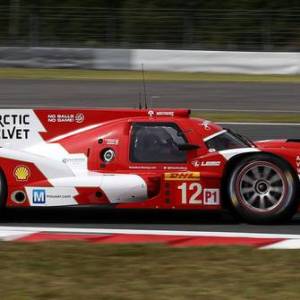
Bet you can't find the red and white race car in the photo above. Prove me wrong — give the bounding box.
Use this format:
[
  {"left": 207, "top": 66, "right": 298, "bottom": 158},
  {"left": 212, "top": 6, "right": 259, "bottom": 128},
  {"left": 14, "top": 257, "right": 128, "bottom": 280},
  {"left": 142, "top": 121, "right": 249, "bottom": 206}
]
[{"left": 0, "top": 108, "right": 299, "bottom": 223}]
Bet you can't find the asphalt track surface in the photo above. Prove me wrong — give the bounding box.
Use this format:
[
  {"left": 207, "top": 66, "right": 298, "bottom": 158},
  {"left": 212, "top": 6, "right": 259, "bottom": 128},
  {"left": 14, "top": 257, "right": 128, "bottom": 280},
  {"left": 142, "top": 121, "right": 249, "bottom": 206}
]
[
  {"left": 1, "top": 79, "right": 300, "bottom": 111},
  {"left": 1, "top": 79, "right": 300, "bottom": 140},
  {"left": 2, "top": 208, "right": 300, "bottom": 235},
  {"left": 1, "top": 78, "right": 300, "bottom": 234}
]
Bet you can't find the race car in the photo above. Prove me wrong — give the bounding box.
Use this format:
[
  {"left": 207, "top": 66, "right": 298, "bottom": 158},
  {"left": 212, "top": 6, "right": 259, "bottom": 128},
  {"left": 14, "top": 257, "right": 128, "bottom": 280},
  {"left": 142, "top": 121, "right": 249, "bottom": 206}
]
[{"left": 0, "top": 107, "right": 299, "bottom": 223}]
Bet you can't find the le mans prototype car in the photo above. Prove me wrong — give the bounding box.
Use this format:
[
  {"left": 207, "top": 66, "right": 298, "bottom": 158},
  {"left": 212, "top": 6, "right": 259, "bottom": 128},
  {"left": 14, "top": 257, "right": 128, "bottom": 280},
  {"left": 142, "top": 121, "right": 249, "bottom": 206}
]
[{"left": 0, "top": 108, "right": 299, "bottom": 223}]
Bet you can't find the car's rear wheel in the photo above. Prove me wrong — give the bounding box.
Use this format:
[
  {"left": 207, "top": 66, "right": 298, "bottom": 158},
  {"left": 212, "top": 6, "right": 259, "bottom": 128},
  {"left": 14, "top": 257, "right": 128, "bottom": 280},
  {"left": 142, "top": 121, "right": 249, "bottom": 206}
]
[{"left": 227, "top": 154, "right": 298, "bottom": 223}]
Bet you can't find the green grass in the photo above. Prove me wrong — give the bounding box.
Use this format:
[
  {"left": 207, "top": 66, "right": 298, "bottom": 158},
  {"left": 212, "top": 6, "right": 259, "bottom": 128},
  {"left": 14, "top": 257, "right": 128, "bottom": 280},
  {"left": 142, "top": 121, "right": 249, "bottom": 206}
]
[
  {"left": 0, "top": 242, "right": 300, "bottom": 300},
  {"left": 192, "top": 112, "right": 300, "bottom": 123},
  {"left": 2, "top": 67, "right": 300, "bottom": 83}
]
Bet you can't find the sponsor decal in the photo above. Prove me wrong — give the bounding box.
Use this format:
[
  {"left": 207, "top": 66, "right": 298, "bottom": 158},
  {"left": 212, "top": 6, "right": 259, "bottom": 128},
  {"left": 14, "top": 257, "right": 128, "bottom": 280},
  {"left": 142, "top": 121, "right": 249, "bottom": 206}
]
[
  {"left": 156, "top": 111, "right": 174, "bottom": 117},
  {"left": 75, "top": 113, "right": 84, "bottom": 123},
  {"left": 129, "top": 166, "right": 157, "bottom": 170},
  {"left": 164, "top": 172, "right": 200, "bottom": 181},
  {"left": 147, "top": 111, "right": 175, "bottom": 117},
  {"left": 104, "top": 138, "right": 119, "bottom": 145},
  {"left": 163, "top": 166, "right": 187, "bottom": 170},
  {"left": 62, "top": 157, "right": 85, "bottom": 164},
  {"left": 33, "top": 189, "right": 46, "bottom": 204},
  {"left": 62, "top": 157, "right": 87, "bottom": 169},
  {"left": 0, "top": 114, "right": 30, "bottom": 140},
  {"left": 191, "top": 160, "right": 201, "bottom": 167},
  {"left": 191, "top": 160, "right": 221, "bottom": 167},
  {"left": 201, "top": 120, "right": 211, "bottom": 131},
  {"left": 32, "top": 189, "right": 73, "bottom": 205},
  {"left": 203, "top": 189, "right": 220, "bottom": 205},
  {"left": 27, "top": 187, "right": 77, "bottom": 206},
  {"left": 14, "top": 165, "right": 30, "bottom": 181},
  {"left": 48, "top": 113, "right": 85, "bottom": 123},
  {"left": 201, "top": 161, "right": 221, "bottom": 167},
  {"left": 148, "top": 110, "right": 155, "bottom": 117},
  {"left": 46, "top": 194, "right": 72, "bottom": 199}
]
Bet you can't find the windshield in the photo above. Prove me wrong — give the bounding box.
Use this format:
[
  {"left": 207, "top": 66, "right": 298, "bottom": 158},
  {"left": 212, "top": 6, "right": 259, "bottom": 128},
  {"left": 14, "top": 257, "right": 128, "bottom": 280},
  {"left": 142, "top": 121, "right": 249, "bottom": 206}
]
[{"left": 205, "top": 130, "right": 252, "bottom": 151}]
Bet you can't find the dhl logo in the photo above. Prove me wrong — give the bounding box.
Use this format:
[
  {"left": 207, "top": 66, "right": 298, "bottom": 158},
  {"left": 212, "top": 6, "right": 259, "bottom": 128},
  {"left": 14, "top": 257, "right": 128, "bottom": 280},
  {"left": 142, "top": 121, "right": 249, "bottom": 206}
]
[{"left": 164, "top": 172, "right": 200, "bottom": 181}]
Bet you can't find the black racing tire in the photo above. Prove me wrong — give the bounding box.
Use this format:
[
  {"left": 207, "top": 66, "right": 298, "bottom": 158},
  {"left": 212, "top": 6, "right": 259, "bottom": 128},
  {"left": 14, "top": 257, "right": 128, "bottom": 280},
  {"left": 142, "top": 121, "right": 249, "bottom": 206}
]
[{"left": 226, "top": 154, "right": 299, "bottom": 224}]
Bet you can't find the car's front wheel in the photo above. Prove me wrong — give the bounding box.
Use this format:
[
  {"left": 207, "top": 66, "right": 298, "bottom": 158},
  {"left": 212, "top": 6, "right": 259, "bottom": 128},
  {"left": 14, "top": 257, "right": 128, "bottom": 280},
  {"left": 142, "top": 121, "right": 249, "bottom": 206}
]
[{"left": 227, "top": 154, "right": 299, "bottom": 224}]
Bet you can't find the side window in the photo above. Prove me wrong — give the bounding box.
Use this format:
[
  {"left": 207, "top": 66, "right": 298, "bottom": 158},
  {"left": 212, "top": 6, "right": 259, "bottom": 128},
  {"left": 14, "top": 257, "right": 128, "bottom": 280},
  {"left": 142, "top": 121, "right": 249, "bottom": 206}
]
[{"left": 130, "top": 123, "right": 187, "bottom": 163}]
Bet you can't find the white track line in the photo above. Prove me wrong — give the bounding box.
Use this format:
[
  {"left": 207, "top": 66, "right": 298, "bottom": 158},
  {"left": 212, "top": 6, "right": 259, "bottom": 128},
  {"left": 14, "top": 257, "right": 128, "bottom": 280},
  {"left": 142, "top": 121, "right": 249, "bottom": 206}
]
[{"left": 0, "top": 225, "right": 300, "bottom": 240}]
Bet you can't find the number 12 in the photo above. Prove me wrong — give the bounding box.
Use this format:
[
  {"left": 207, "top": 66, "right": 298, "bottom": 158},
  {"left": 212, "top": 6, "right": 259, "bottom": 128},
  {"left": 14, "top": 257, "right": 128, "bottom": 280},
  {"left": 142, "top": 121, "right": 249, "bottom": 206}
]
[{"left": 178, "top": 182, "right": 202, "bottom": 204}]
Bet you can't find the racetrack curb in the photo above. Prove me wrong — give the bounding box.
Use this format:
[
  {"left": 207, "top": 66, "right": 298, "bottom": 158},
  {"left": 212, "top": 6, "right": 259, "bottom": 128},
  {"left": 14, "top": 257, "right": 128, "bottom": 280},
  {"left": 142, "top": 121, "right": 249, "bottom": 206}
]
[
  {"left": 15, "top": 232, "right": 283, "bottom": 248},
  {"left": 0, "top": 226, "right": 298, "bottom": 249}
]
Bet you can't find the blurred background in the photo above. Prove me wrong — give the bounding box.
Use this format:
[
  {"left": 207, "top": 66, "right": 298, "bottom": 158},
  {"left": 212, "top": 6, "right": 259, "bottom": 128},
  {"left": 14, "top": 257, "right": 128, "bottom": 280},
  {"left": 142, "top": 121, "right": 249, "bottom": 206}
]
[
  {"left": 1, "top": 4, "right": 300, "bottom": 299},
  {"left": 1, "top": 0, "right": 300, "bottom": 140},
  {"left": 2, "top": 0, "right": 300, "bottom": 74},
  {"left": 2, "top": 0, "right": 300, "bottom": 51}
]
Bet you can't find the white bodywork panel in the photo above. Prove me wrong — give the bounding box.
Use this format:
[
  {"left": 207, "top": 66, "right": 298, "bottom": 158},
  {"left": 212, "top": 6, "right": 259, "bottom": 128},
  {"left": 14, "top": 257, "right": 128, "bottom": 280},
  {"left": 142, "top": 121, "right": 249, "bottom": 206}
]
[
  {"left": 0, "top": 109, "right": 148, "bottom": 206},
  {"left": 219, "top": 148, "right": 260, "bottom": 160}
]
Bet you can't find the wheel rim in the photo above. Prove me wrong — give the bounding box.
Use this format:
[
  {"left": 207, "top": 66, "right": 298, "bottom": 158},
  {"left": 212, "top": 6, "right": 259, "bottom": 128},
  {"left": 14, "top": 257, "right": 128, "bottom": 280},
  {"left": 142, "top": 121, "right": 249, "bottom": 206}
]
[{"left": 236, "top": 161, "right": 287, "bottom": 212}]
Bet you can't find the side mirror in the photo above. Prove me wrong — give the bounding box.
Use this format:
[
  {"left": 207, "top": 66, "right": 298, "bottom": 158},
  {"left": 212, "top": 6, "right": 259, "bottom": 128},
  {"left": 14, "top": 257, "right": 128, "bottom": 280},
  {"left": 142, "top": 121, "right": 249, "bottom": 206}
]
[{"left": 178, "top": 143, "right": 200, "bottom": 151}]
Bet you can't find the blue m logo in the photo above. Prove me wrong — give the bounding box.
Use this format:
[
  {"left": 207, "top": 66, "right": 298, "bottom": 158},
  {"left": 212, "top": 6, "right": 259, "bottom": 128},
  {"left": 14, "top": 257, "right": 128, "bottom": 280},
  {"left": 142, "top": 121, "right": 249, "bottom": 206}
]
[{"left": 32, "top": 189, "right": 46, "bottom": 204}]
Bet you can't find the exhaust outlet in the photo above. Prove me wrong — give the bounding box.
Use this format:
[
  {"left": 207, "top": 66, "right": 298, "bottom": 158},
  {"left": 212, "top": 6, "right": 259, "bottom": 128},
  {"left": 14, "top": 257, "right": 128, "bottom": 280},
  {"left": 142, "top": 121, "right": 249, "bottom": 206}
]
[{"left": 11, "top": 191, "right": 26, "bottom": 203}]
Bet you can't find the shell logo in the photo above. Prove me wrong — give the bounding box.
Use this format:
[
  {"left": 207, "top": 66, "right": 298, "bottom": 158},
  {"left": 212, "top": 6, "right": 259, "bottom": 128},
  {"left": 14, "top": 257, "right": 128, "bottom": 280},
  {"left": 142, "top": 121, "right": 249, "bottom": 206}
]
[{"left": 14, "top": 166, "right": 30, "bottom": 181}]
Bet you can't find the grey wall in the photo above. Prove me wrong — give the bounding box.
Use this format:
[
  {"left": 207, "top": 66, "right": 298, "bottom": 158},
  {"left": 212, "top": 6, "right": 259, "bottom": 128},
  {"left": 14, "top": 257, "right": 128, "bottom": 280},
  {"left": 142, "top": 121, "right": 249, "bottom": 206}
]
[{"left": 1, "top": 47, "right": 300, "bottom": 74}]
